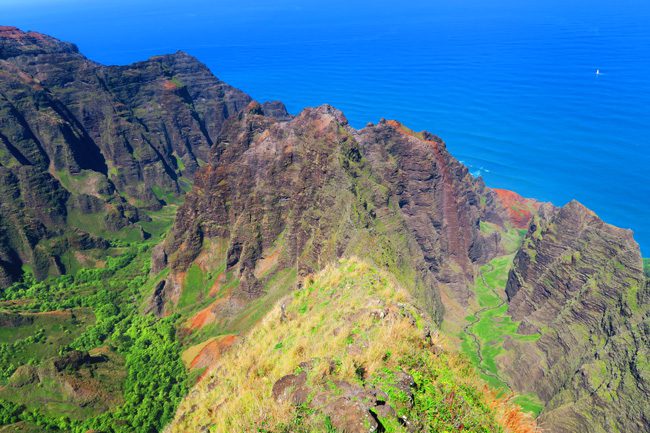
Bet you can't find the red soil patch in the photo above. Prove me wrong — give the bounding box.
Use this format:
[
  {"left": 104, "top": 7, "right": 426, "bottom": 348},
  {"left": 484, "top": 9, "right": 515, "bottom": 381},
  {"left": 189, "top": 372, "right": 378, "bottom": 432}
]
[
  {"left": 492, "top": 188, "right": 540, "bottom": 229},
  {"left": 208, "top": 272, "right": 226, "bottom": 297},
  {"left": 254, "top": 249, "right": 280, "bottom": 278},
  {"left": 190, "top": 335, "right": 238, "bottom": 379},
  {"left": 0, "top": 299, "right": 32, "bottom": 307},
  {"left": 188, "top": 303, "right": 217, "bottom": 331},
  {"left": 186, "top": 297, "right": 228, "bottom": 331},
  {"left": 162, "top": 80, "right": 179, "bottom": 91},
  {"left": 31, "top": 310, "right": 73, "bottom": 319}
]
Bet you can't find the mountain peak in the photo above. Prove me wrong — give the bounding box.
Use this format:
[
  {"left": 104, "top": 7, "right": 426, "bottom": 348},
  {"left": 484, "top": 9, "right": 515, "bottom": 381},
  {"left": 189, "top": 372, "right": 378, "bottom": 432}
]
[{"left": 0, "top": 25, "right": 78, "bottom": 59}]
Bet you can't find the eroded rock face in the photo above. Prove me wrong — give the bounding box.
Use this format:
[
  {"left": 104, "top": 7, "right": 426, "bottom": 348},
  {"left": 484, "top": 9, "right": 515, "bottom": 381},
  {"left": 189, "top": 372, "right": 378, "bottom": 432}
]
[
  {"left": 0, "top": 27, "right": 251, "bottom": 284},
  {"left": 271, "top": 364, "right": 416, "bottom": 433},
  {"left": 159, "top": 108, "right": 508, "bottom": 321},
  {"left": 356, "top": 120, "right": 507, "bottom": 306},
  {"left": 503, "top": 200, "right": 650, "bottom": 433}
]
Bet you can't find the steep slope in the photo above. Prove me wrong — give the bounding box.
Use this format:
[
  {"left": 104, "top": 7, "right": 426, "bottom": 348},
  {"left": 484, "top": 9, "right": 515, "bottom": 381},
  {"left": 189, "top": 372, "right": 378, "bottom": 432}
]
[
  {"left": 0, "top": 26, "right": 253, "bottom": 284},
  {"left": 0, "top": 27, "right": 648, "bottom": 433},
  {"left": 502, "top": 201, "right": 649, "bottom": 433},
  {"left": 356, "top": 120, "right": 509, "bottom": 313},
  {"left": 152, "top": 107, "right": 509, "bottom": 338},
  {"left": 167, "top": 258, "right": 538, "bottom": 433}
]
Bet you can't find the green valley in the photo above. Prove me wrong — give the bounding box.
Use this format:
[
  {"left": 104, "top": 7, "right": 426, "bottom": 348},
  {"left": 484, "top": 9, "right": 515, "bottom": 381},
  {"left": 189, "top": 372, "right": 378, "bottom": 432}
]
[
  {"left": 461, "top": 255, "right": 544, "bottom": 416},
  {"left": 0, "top": 237, "right": 187, "bottom": 432}
]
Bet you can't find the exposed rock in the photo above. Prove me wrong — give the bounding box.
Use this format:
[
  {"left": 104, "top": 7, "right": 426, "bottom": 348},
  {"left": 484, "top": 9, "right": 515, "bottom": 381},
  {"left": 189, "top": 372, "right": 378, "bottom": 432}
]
[
  {"left": 0, "top": 27, "right": 251, "bottom": 285},
  {"left": 261, "top": 100, "right": 292, "bottom": 120},
  {"left": 147, "top": 279, "right": 167, "bottom": 316},
  {"left": 151, "top": 243, "right": 168, "bottom": 274},
  {"left": 356, "top": 120, "right": 508, "bottom": 307},
  {"left": 8, "top": 365, "right": 38, "bottom": 387},
  {"left": 271, "top": 365, "right": 415, "bottom": 433},
  {"left": 502, "top": 200, "right": 649, "bottom": 433},
  {"left": 53, "top": 350, "right": 91, "bottom": 372},
  {"left": 391, "top": 371, "right": 415, "bottom": 407},
  {"left": 271, "top": 372, "right": 308, "bottom": 404}
]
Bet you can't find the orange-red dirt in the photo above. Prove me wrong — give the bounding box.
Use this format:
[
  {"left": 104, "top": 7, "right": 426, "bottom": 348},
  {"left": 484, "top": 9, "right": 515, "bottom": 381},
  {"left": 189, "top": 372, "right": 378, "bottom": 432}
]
[
  {"left": 189, "top": 335, "right": 238, "bottom": 380},
  {"left": 492, "top": 188, "right": 540, "bottom": 229}
]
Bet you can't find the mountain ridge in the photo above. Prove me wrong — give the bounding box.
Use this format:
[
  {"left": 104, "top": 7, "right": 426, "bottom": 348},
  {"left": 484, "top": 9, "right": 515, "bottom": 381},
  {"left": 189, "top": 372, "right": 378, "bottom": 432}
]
[{"left": 0, "top": 27, "right": 647, "bottom": 433}]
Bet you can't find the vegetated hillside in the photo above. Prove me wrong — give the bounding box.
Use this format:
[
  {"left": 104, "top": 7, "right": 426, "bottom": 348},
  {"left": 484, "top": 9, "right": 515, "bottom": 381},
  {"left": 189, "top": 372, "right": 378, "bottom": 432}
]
[
  {"left": 167, "top": 257, "right": 538, "bottom": 433},
  {"left": 0, "top": 25, "right": 257, "bottom": 285},
  {"left": 502, "top": 202, "right": 649, "bottom": 433},
  {"left": 0, "top": 27, "right": 648, "bottom": 433},
  {"left": 0, "top": 240, "right": 188, "bottom": 433}
]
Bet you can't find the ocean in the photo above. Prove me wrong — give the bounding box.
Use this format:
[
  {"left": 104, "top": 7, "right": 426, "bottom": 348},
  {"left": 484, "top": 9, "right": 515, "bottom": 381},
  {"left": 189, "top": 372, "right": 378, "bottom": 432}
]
[{"left": 3, "top": 0, "right": 649, "bottom": 253}]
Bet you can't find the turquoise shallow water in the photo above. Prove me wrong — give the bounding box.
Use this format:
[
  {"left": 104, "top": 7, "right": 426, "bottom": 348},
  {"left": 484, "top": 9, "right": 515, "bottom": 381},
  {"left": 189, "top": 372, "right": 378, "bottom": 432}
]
[{"left": 3, "top": 0, "right": 650, "bottom": 253}]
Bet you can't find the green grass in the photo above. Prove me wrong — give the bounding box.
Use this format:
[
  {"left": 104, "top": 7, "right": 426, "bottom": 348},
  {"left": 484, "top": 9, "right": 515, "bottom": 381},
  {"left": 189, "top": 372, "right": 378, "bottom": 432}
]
[
  {"left": 0, "top": 309, "right": 94, "bottom": 383},
  {"left": 151, "top": 185, "right": 183, "bottom": 205},
  {"left": 170, "top": 76, "right": 184, "bottom": 87},
  {"left": 512, "top": 393, "right": 545, "bottom": 417},
  {"left": 461, "top": 255, "right": 543, "bottom": 415},
  {"left": 184, "top": 267, "right": 296, "bottom": 348},
  {"left": 175, "top": 253, "right": 227, "bottom": 319},
  {"left": 643, "top": 258, "right": 649, "bottom": 278},
  {"left": 177, "top": 263, "right": 217, "bottom": 311},
  {"left": 138, "top": 204, "right": 178, "bottom": 240},
  {"left": 173, "top": 153, "right": 186, "bottom": 172},
  {"left": 169, "top": 258, "right": 536, "bottom": 433},
  {"left": 66, "top": 209, "right": 144, "bottom": 242}
]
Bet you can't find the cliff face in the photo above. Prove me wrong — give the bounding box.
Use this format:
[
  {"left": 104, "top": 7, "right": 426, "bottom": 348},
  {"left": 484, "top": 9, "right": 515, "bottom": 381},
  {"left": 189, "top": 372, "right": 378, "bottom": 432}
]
[
  {"left": 356, "top": 121, "right": 506, "bottom": 308},
  {"left": 1, "top": 27, "right": 648, "bottom": 433},
  {"left": 0, "top": 26, "right": 251, "bottom": 284},
  {"left": 502, "top": 201, "right": 649, "bottom": 433},
  {"left": 156, "top": 108, "right": 507, "bottom": 323}
]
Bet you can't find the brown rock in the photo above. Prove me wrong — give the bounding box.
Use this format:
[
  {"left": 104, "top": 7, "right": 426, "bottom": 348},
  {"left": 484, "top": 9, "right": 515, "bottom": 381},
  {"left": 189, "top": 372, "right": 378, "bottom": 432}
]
[{"left": 272, "top": 372, "right": 308, "bottom": 405}]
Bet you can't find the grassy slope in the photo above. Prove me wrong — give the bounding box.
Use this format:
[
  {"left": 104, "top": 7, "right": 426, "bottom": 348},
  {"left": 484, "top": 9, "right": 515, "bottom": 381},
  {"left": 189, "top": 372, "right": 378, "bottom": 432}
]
[{"left": 169, "top": 258, "right": 538, "bottom": 433}]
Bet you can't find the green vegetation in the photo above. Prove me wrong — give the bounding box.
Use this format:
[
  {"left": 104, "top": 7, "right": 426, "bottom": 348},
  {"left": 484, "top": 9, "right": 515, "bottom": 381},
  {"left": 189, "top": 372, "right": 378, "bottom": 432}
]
[
  {"left": 461, "top": 255, "right": 544, "bottom": 416},
  {"left": 168, "top": 258, "right": 537, "bottom": 433},
  {"left": 0, "top": 243, "right": 187, "bottom": 433},
  {"left": 170, "top": 76, "right": 184, "bottom": 88},
  {"left": 177, "top": 263, "right": 218, "bottom": 311},
  {"left": 644, "top": 258, "right": 650, "bottom": 279}
]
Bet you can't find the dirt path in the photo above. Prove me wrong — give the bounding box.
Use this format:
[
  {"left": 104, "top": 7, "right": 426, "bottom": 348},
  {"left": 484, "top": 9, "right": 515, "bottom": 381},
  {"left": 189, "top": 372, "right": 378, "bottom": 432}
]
[{"left": 463, "top": 262, "right": 513, "bottom": 392}]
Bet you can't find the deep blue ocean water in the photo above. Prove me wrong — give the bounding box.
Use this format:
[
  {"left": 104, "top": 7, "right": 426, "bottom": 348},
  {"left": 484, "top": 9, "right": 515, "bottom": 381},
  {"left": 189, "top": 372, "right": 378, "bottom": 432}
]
[{"left": 3, "top": 0, "right": 649, "bottom": 253}]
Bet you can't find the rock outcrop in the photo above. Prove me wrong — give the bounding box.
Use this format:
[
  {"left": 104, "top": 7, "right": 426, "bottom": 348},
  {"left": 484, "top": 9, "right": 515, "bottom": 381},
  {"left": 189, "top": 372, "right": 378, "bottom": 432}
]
[
  {"left": 356, "top": 120, "right": 507, "bottom": 307},
  {"left": 158, "top": 108, "right": 508, "bottom": 321},
  {"left": 0, "top": 26, "right": 251, "bottom": 284},
  {"left": 502, "top": 200, "right": 649, "bottom": 433}
]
